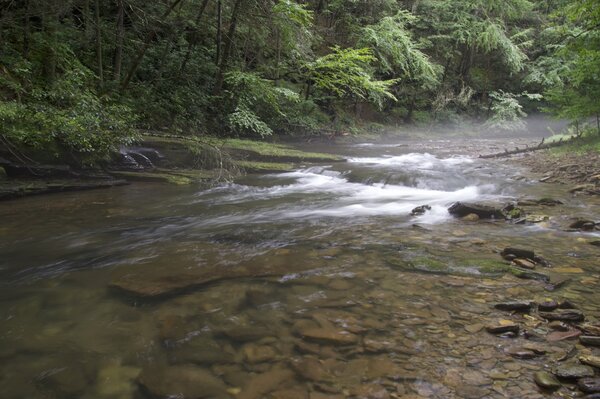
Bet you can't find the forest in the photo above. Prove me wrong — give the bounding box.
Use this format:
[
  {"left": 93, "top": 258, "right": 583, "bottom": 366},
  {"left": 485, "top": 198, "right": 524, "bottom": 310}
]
[{"left": 1, "top": 0, "right": 599, "bottom": 165}]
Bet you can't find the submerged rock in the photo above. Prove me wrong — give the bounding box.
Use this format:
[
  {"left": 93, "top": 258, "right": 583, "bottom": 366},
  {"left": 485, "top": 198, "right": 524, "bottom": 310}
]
[
  {"left": 137, "top": 365, "right": 231, "bottom": 399},
  {"left": 493, "top": 301, "right": 533, "bottom": 312},
  {"left": 539, "top": 310, "right": 585, "bottom": 322},
  {"left": 533, "top": 371, "right": 561, "bottom": 390},
  {"left": 579, "top": 378, "right": 600, "bottom": 394},
  {"left": 580, "top": 336, "right": 600, "bottom": 347},
  {"left": 486, "top": 322, "right": 519, "bottom": 335},
  {"left": 237, "top": 367, "right": 294, "bottom": 399},
  {"left": 539, "top": 300, "right": 559, "bottom": 312},
  {"left": 553, "top": 363, "right": 595, "bottom": 379},
  {"left": 580, "top": 355, "right": 600, "bottom": 369},
  {"left": 448, "top": 202, "right": 504, "bottom": 219}
]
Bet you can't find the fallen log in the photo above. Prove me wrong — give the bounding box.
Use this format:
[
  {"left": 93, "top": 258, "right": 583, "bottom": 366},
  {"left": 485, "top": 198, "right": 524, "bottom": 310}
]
[{"left": 479, "top": 135, "right": 582, "bottom": 159}]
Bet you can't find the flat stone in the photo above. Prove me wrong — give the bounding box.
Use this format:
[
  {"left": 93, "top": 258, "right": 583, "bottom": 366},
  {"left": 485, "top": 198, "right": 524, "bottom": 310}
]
[
  {"left": 290, "top": 357, "right": 333, "bottom": 382},
  {"left": 580, "top": 355, "right": 600, "bottom": 369},
  {"left": 137, "top": 365, "right": 230, "bottom": 399},
  {"left": 506, "top": 347, "right": 537, "bottom": 359},
  {"left": 298, "top": 327, "right": 359, "bottom": 345},
  {"left": 553, "top": 363, "right": 595, "bottom": 379},
  {"left": 494, "top": 301, "right": 533, "bottom": 312},
  {"left": 581, "top": 324, "right": 600, "bottom": 336},
  {"left": 539, "top": 310, "right": 585, "bottom": 322},
  {"left": 486, "top": 322, "right": 519, "bottom": 335},
  {"left": 465, "top": 323, "right": 485, "bottom": 333},
  {"left": 546, "top": 329, "right": 581, "bottom": 342},
  {"left": 579, "top": 378, "right": 600, "bottom": 394},
  {"left": 534, "top": 371, "right": 561, "bottom": 390},
  {"left": 581, "top": 336, "right": 600, "bottom": 347},
  {"left": 513, "top": 259, "right": 536, "bottom": 269}
]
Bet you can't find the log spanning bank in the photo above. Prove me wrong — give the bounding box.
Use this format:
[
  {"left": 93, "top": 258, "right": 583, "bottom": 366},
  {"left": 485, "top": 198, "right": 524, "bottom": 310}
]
[{"left": 479, "top": 135, "right": 582, "bottom": 159}]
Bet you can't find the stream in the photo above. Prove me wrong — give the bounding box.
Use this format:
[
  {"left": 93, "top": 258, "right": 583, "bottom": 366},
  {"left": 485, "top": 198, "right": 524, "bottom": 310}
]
[{"left": 0, "top": 138, "right": 599, "bottom": 399}]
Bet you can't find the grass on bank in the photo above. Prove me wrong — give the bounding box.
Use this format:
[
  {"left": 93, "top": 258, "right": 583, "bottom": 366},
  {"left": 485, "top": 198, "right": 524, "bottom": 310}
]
[{"left": 547, "top": 129, "right": 600, "bottom": 154}]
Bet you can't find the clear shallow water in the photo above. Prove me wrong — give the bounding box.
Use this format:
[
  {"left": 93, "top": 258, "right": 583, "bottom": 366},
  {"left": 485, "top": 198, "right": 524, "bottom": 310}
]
[{"left": 0, "top": 139, "right": 599, "bottom": 399}]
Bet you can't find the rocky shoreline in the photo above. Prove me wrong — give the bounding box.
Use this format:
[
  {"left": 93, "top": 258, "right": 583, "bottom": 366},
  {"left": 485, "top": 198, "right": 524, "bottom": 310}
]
[{"left": 515, "top": 150, "right": 600, "bottom": 196}]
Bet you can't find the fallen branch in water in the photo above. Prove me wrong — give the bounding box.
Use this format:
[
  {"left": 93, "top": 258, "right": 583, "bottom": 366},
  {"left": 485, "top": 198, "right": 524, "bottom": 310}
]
[{"left": 479, "top": 134, "right": 582, "bottom": 159}]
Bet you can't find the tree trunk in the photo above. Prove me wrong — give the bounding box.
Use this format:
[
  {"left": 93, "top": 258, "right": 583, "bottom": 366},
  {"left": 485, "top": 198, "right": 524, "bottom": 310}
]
[
  {"left": 215, "top": 0, "right": 222, "bottom": 66},
  {"left": 596, "top": 114, "right": 599, "bottom": 135},
  {"left": 95, "top": 0, "right": 104, "bottom": 85},
  {"left": 113, "top": 0, "right": 124, "bottom": 81},
  {"left": 83, "top": 0, "right": 93, "bottom": 40},
  {"left": 213, "top": 0, "right": 244, "bottom": 95},
  {"left": 179, "top": 0, "right": 210, "bottom": 74},
  {"left": 23, "top": 0, "right": 31, "bottom": 57},
  {"left": 120, "top": 0, "right": 185, "bottom": 92},
  {"left": 43, "top": 10, "right": 58, "bottom": 83}
]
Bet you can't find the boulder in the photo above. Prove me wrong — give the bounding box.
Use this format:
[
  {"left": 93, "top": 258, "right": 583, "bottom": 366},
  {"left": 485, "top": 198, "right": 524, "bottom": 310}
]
[
  {"left": 539, "top": 310, "right": 584, "bottom": 322},
  {"left": 448, "top": 202, "right": 504, "bottom": 219}
]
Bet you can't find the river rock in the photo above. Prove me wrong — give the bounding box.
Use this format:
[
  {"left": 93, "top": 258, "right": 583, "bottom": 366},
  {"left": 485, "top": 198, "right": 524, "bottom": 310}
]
[
  {"left": 411, "top": 205, "right": 431, "bottom": 216},
  {"left": 493, "top": 301, "right": 533, "bottom": 312},
  {"left": 501, "top": 247, "right": 535, "bottom": 260},
  {"left": 507, "top": 347, "right": 537, "bottom": 359},
  {"left": 553, "top": 363, "right": 595, "bottom": 379},
  {"left": 462, "top": 213, "right": 480, "bottom": 221},
  {"left": 581, "top": 324, "right": 600, "bottom": 336},
  {"left": 270, "top": 388, "right": 309, "bottom": 399},
  {"left": 580, "top": 355, "right": 600, "bottom": 369},
  {"left": 539, "top": 310, "right": 584, "bottom": 322},
  {"left": 570, "top": 219, "right": 597, "bottom": 230},
  {"left": 558, "top": 300, "right": 577, "bottom": 309},
  {"left": 513, "top": 258, "right": 536, "bottom": 269},
  {"left": 546, "top": 329, "right": 581, "bottom": 342},
  {"left": 539, "top": 300, "right": 559, "bottom": 312},
  {"left": 298, "top": 327, "right": 359, "bottom": 345},
  {"left": 534, "top": 371, "right": 561, "bottom": 390},
  {"left": 237, "top": 367, "right": 294, "bottom": 399},
  {"left": 580, "top": 336, "right": 600, "bottom": 347},
  {"left": 137, "top": 365, "right": 231, "bottom": 399},
  {"left": 242, "top": 344, "right": 278, "bottom": 364},
  {"left": 448, "top": 202, "right": 504, "bottom": 219},
  {"left": 579, "top": 378, "right": 600, "bottom": 394},
  {"left": 291, "top": 357, "right": 333, "bottom": 382},
  {"left": 486, "top": 322, "right": 519, "bottom": 335}
]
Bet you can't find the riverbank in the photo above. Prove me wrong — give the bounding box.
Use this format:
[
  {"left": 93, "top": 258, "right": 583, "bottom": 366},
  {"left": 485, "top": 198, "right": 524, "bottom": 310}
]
[{"left": 0, "top": 135, "right": 345, "bottom": 201}]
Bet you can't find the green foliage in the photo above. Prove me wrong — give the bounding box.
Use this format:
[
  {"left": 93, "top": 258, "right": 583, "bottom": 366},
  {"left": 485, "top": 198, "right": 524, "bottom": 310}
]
[
  {"left": 359, "top": 11, "right": 440, "bottom": 87},
  {"left": 305, "top": 47, "right": 397, "bottom": 108},
  {"left": 0, "top": 41, "right": 135, "bottom": 165},
  {"left": 224, "top": 71, "right": 301, "bottom": 137}
]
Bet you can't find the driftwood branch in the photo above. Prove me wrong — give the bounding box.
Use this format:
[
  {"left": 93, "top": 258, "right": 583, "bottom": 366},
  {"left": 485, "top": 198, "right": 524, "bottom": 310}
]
[{"left": 479, "top": 135, "right": 582, "bottom": 159}]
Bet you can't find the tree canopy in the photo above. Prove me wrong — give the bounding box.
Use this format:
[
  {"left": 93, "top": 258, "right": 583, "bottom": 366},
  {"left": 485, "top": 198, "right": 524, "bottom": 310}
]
[{"left": 0, "top": 0, "right": 598, "bottom": 164}]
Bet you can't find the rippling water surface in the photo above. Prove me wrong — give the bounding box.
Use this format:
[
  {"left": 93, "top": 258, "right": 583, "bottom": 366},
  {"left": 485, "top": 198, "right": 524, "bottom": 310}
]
[{"left": 0, "top": 139, "right": 598, "bottom": 399}]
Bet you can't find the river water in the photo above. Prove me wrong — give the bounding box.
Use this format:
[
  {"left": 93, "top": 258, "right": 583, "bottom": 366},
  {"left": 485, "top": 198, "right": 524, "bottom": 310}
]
[{"left": 0, "top": 139, "right": 599, "bottom": 399}]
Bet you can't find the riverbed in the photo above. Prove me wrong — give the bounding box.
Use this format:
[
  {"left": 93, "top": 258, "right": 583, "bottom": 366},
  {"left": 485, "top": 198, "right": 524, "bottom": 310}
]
[{"left": 0, "top": 138, "right": 599, "bottom": 399}]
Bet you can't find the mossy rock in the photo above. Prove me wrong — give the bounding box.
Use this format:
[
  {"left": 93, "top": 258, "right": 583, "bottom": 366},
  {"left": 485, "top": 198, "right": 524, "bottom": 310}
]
[
  {"left": 108, "top": 170, "right": 217, "bottom": 185},
  {"left": 0, "top": 166, "right": 6, "bottom": 180},
  {"left": 222, "top": 138, "right": 344, "bottom": 163},
  {"left": 235, "top": 160, "right": 295, "bottom": 173}
]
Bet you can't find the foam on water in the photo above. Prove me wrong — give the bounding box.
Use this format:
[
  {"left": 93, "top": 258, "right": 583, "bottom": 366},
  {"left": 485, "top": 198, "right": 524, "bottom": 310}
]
[{"left": 193, "top": 153, "right": 498, "bottom": 224}]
